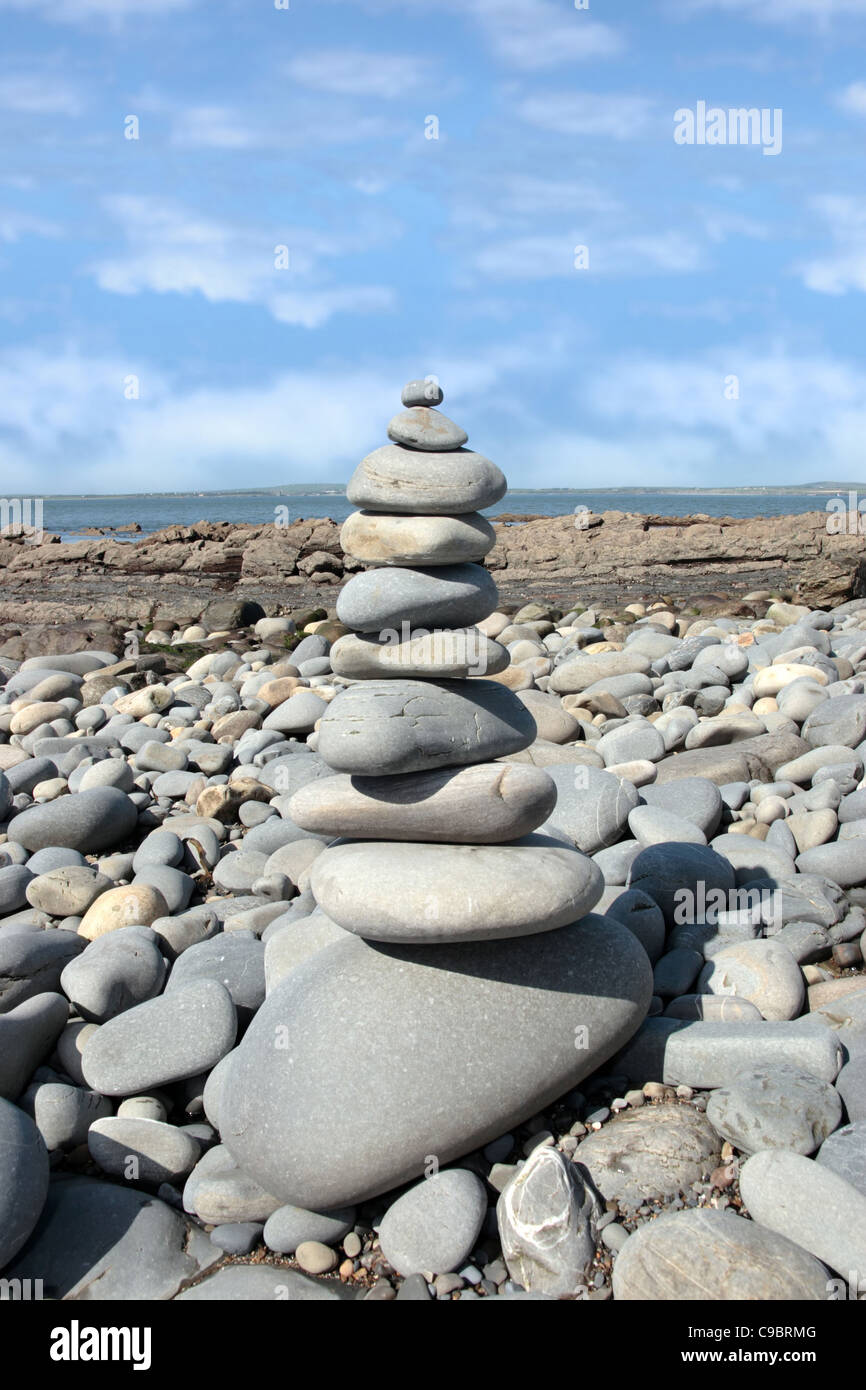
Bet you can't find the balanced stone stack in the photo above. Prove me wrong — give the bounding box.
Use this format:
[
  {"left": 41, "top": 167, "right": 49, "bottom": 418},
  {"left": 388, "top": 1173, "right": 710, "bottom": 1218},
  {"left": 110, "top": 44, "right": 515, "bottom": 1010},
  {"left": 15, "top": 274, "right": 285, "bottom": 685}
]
[{"left": 220, "top": 380, "right": 652, "bottom": 1210}]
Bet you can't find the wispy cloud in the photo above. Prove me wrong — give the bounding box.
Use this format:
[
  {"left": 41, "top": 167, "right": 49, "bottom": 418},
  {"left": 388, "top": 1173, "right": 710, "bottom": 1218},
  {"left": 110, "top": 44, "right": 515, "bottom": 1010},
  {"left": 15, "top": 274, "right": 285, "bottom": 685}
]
[
  {"left": 0, "top": 0, "right": 195, "bottom": 22},
  {"left": 798, "top": 195, "right": 866, "bottom": 294},
  {"left": 0, "top": 73, "right": 84, "bottom": 116},
  {"left": 90, "top": 195, "right": 397, "bottom": 328},
  {"left": 473, "top": 231, "right": 705, "bottom": 280},
  {"left": 517, "top": 92, "right": 657, "bottom": 139},
  {"left": 836, "top": 80, "right": 866, "bottom": 115},
  {"left": 284, "top": 50, "right": 430, "bottom": 98},
  {"left": 0, "top": 209, "right": 59, "bottom": 242},
  {"left": 676, "top": 0, "right": 866, "bottom": 23}
]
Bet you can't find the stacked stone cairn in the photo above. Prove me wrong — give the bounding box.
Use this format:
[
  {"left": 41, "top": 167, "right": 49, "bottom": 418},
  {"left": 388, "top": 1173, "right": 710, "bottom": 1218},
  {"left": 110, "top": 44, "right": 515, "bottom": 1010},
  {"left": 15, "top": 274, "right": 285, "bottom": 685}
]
[{"left": 219, "top": 379, "right": 652, "bottom": 1213}]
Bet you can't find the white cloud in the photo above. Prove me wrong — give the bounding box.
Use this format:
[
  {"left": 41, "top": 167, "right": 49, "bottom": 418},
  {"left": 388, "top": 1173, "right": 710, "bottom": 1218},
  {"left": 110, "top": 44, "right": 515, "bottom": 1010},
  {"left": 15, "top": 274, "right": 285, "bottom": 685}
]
[
  {"left": 677, "top": 0, "right": 866, "bottom": 22},
  {"left": 0, "top": 74, "right": 83, "bottom": 116},
  {"left": 90, "top": 195, "right": 397, "bottom": 327},
  {"left": 284, "top": 50, "right": 429, "bottom": 99},
  {"left": 517, "top": 92, "right": 657, "bottom": 139},
  {"left": 473, "top": 231, "right": 705, "bottom": 279},
  {"left": 169, "top": 101, "right": 394, "bottom": 151},
  {"left": 0, "top": 209, "right": 59, "bottom": 242},
  {"left": 836, "top": 80, "right": 866, "bottom": 115},
  {"left": 798, "top": 195, "right": 866, "bottom": 294}
]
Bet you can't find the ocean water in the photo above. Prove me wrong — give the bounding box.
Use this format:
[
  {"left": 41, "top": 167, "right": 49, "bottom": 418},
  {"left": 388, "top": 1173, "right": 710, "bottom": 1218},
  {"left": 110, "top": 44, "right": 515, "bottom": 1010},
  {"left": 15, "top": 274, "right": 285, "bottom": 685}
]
[{"left": 38, "top": 489, "right": 841, "bottom": 544}]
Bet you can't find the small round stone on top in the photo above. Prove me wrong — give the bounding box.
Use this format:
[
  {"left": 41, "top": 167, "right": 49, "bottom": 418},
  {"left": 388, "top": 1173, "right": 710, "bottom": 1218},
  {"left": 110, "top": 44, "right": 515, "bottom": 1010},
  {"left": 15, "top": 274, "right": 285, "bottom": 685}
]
[{"left": 401, "top": 376, "right": 444, "bottom": 407}]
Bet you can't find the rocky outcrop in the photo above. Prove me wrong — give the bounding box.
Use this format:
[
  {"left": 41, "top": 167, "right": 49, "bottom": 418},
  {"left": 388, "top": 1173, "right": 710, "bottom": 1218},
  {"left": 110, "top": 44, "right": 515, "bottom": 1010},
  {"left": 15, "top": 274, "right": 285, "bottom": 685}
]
[{"left": 0, "top": 510, "right": 862, "bottom": 632}]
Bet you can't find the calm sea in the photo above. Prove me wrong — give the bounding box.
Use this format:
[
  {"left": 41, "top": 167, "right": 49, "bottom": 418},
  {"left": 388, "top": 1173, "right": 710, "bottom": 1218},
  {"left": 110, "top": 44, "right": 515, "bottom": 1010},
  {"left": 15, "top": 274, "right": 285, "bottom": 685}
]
[{"left": 39, "top": 489, "right": 841, "bottom": 545}]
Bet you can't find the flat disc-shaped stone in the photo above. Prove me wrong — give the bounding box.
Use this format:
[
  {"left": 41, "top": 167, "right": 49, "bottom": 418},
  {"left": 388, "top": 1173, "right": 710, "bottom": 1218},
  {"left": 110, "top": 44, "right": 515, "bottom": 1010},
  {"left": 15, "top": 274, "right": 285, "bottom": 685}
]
[
  {"left": 346, "top": 444, "right": 506, "bottom": 515},
  {"left": 340, "top": 510, "right": 496, "bottom": 568},
  {"left": 309, "top": 837, "right": 604, "bottom": 942},
  {"left": 336, "top": 562, "right": 499, "bottom": 633},
  {"left": 220, "top": 915, "right": 652, "bottom": 1209},
  {"left": 387, "top": 407, "right": 468, "bottom": 452},
  {"left": 289, "top": 763, "right": 557, "bottom": 844},
  {"left": 329, "top": 628, "right": 509, "bottom": 680}
]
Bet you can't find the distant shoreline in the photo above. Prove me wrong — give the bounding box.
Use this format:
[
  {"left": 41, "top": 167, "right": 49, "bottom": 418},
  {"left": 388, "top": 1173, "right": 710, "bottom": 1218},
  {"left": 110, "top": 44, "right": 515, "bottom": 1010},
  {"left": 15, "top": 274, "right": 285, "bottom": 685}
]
[{"left": 39, "top": 481, "right": 866, "bottom": 501}]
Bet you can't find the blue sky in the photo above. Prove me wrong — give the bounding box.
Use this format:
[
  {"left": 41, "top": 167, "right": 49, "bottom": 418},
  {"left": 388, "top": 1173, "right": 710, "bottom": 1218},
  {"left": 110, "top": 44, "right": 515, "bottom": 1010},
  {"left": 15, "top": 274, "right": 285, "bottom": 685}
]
[{"left": 2, "top": 0, "right": 866, "bottom": 492}]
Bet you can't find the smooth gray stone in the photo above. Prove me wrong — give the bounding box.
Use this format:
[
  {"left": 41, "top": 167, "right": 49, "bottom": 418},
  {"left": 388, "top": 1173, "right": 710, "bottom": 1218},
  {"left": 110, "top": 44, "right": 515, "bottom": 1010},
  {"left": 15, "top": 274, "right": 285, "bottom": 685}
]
[
  {"left": 264, "top": 915, "right": 350, "bottom": 993},
  {"left": 766, "top": 817, "right": 798, "bottom": 858},
  {"left": 628, "top": 806, "right": 706, "bottom": 847},
  {"left": 262, "top": 690, "right": 328, "bottom": 734},
  {"left": 740, "top": 1149, "right": 866, "bottom": 1278},
  {"left": 597, "top": 721, "right": 665, "bottom": 768},
  {"left": 836, "top": 1056, "right": 866, "bottom": 1123},
  {"left": 654, "top": 732, "right": 809, "bottom": 785},
  {"left": 663, "top": 993, "right": 763, "bottom": 1022},
  {"left": 387, "top": 405, "right": 467, "bottom": 451},
  {"left": 221, "top": 915, "right": 652, "bottom": 1210},
  {"left": 7, "top": 787, "right": 138, "bottom": 854},
  {"left": 167, "top": 933, "right": 265, "bottom": 1025},
  {"left": 0, "top": 863, "right": 33, "bottom": 914},
  {"left": 263, "top": 1202, "right": 355, "bottom": 1254},
  {"left": 175, "top": 1264, "right": 348, "bottom": 1300},
  {"left": 151, "top": 770, "right": 200, "bottom": 798},
  {"left": 379, "top": 1169, "right": 485, "bottom": 1277},
  {"left": 592, "top": 840, "right": 642, "bottom": 886},
  {"left": 5, "top": 757, "right": 58, "bottom": 795},
  {"left": 133, "top": 864, "right": 194, "bottom": 915},
  {"left": 797, "top": 842, "right": 866, "bottom": 887},
  {"left": 182, "top": 1144, "right": 281, "bottom": 1224},
  {"left": 212, "top": 851, "right": 268, "bottom": 895},
  {"left": 209, "top": 1221, "right": 262, "bottom": 1255},
  {"left": 652, "top": 946, "right": 702, "bottom": 998},
  {"left": 574, "top": 1104, "right": 720, "bottom": 1205},
  {"left": 0, "top": 928, "right": 85, "bottom": 1013},
  {"left": 639, "top": 777, "right": 723, "bottom": 836},
  {"left": 336, "top": 563, "right": 498, "bottom": 633},
  {"left": 0, "top": 769, "right": 11, "bottom": 819},
  {"left": 0, "top": 1096, "right": 49, "bottom": 1268},
  {"left": 613, "top": 1017, "right": 843, "bottom": 1088},
  {"left": 803, "top": 693, "right": 866, "bottom": 749},
  {"left": 778, "top": 743, "right": 864, "bottom": 784},
  {"left": 330, "top": 628, "right": 508, "bottom": 680},
  {"left": 132, "top": 829, "right": 183, "bottom": 871},
  {"left": 20, "top": 1079, "right": 111, "bottom": 1151},
  {"left": 59, "top": 925, "right": 166, "bottom": 1023},
  {"left": 628, "top": 843, "right": 736, "bottom": 928},
  {"left": 707, "top": 1064, "right": 843, "bottom": 1155},
  {"left": 550, "top": 651, "right": 652, "bottom": 696},
  {"left": 151, "top": 908, "right": 219, "bottom": 961},
  {"left": 775, "top": 920, "right": 833, "bottom": 964},
  {"left": 816, "top": 1122, "right": 866, "bottom": 1198},
  {"left": 839, "top": 789, "right": 866, "bottom": 823},
  {"left": 309, "top": 837, "right": 603, "bottom": 943},
  {"left": 497, "top": 1147, "right": 598, "bottom": 1296},
  {"left": 0, "top": 992, "right": 69, "bottom": 1100},
  {"left": 317, "top": 679, "right": 536, "bottom": 776},
  {"left": 600, "top": 887, "right": 666, "bottom": 963},
  {"left": 21, "top": 652, "right": 110, "bottom": 675},
  {"left": 25, "top": 864, "right": 111, "bottom": 917},
  {"left": 709, "top": 834, "right": 796, "bottom": 886},
  {"left": 289, "top": 764, "right": 556, "bottom": 845},
  {"left": 698, "top": 938, "right": 805, "bottom": 1021},
  {"left": 401, "top": 377, "right": 444, "bottom": 407},
  {"left": 340, "top": 510, "right": 495, "bottom": 567},
  {"left": 538, "top": 764, "right": 638, "bottom": 855},
  {"left": 24, "top": 847, "right": 86, "bottom": 874},
  {"left": 612, "top": 1208, "right": 830, "bottom": 1300},
  {"left": 88, "top": 1116, "right": 201, "bottom": 1185},
  {"left": 81, "top": 979, "right": 237, "bottom": 1096},
  {"left": 346, "top": 443, "right": 506, "bottom": 515},
  {"left": 3, "top": 1174, "right": 215, "bottom": 1299}
]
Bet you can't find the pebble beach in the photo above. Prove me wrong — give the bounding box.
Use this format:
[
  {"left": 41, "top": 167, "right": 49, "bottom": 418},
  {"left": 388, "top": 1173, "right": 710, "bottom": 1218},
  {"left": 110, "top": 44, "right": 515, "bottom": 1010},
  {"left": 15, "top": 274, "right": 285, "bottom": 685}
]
[{"left": 2, "top": 380, "right": 865, "bottom": 1306}]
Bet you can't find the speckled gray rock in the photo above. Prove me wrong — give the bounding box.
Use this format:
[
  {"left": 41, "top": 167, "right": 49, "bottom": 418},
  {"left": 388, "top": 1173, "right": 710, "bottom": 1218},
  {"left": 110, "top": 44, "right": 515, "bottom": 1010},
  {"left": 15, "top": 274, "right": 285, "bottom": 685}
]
[
  {"left": 796, "top": 841, "right": 866, "bottom": 887},
  {"left": 81, "top": 979, "right": 237, "bottom": 1096},
  {"left": 0, "top": 991, "right": 69, "bottom": 1100},
  {"left": 340, "top": 510, "right": 495, "bottom": 568},
  {"left": 740, "top": 1148, "right": 866, "bottom": 1277},
  {"left": 3, "top": 1174, "right": 216, "bottom": 1299},
  {"left": 613, "top": 1018, "right": 843, "bottom": 1089},
  {"left": 182, "top": 1144, "right": 282, "bottom": 1225},
  {"left": 0, "top": 1096, "right": 49, "bottom": 1269},
  {"left": 0, "top": 927, "right": 85, "bottom": 1013},
  {"left": 88, "top": 1116, "right": 201, "bottom": 1185},
  {"left": 262, "top": 690, "right": 329, "bottom": 734},
  {"left": 59, "top": 925, "right": 166, "bottom": 1023},
  {"left": 166, "top": 932, "right": 265, "bottom": 1025},
  {"left": 346, "top": 443, "right": 506, "bottom": 515},
  {"left": 20, "top": 1079, "right": 111, "bottom": 1151},
  {"left": 378, "top": 1169, "right": 486, "bottom": 1276},
  {"left": 330, "top": 627, "right": 508, "bottom": 680},
  {"left": 290, "top": 763, "right": 556, "bottom": 844},
  {"left": 628, "top": 843, "right": 736, "bottom": 928},
  {"left": 0, "top": 863, "right": 34, "bottom": 914},
  {"left": 208, "top": 1221, "right": 262, "bottom": 1255},
  {"left": 706, "top": 1064, "right": 842, "bottom": 1155},
  {"left": 802, "top": 693, "right": 866, "bottom": 749},
  {"left": 263, "top": 1202, "right": 355, "bottom": 1254},
  {"left": 698, "top": 939, "right": 804, "bottom": 1021},
  {"left": 336, "top": 563, "right": 498, "bottom": 633},
  {"left": 612, "top": 1208, "right": 830, "bottom": 1300},
  {"left": 221, "top": 915, "right": 652, "bottom": 1210},
  {"left": 836, "top": 1056, "right": 866, "bottom": 1124},
  {"left": 598, "top": 721, "right": 666, "bottom": 769},
  {"left": 539, "top": 765, "right": 639, "bottom": 855},
  {"left": 497, "top": 1145, "right": 599, "bottom": 1296},
  {"left": 550, "top": 649, "right": 653, "bottom": 696},
  {"left": 574, "top": 1104, "right": 720, "bottom": 1205},
  {"left": 7, "top": 787, "right": 138, "bottom": 853},
  {"left": 387, "top": 406, "right": 468, "bottom": 451},
  {"left": 263, "top": 914, "right": 350, "bottom": 993},
  {"left": 317, "top": 679, "right": 536, "bottom": 776},
  {"left": 25, "top": 864, "right": 111, "bottom": 917},
  {"left": 816, "top": 1122, "right": 866, "bottom": 1198},
  {"left": 309, "top": 837, "right": 603, "bottom": 943}
]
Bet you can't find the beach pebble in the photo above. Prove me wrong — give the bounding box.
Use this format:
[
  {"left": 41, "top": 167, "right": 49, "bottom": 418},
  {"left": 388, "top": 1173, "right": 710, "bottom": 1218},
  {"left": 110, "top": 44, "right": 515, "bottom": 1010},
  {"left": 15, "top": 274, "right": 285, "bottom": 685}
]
[
  {"left": 379, "top": 1169, "right": 486, "bottom": 1276},
  {"left": 706, "top": 1064, "right": 843, "bottom": 1155},
  {"left": 497, "top": 1146, "right": 599, "bottom": 1297}
]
